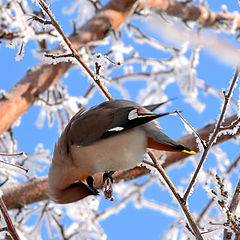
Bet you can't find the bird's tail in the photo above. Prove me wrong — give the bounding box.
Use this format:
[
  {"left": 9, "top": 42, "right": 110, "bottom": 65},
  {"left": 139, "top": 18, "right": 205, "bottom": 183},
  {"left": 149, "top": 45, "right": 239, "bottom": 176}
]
[
  {"left": 147, "top": 137, "right": 196, "bottom": 154},
  {"left": 48, "top": 181, "right": 99, "bottom": 204}
]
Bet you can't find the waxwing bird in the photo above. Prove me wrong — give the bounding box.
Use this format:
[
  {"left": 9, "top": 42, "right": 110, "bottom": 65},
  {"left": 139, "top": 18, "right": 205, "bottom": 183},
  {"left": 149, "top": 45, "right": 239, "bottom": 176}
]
[{"left": 48, "top": 100, "right": 196, "bottom": 204}]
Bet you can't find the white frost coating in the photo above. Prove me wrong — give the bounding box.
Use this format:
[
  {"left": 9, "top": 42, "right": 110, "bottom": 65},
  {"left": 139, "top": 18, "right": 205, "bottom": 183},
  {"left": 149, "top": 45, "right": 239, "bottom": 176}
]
[
  {"left": 238, "top": 86, "right": 240, "bottom": 118},
  {"left": 43, "top": 53, "right": 78, "bottom": 65},
  {"left": 114, "top": 181, "right": 139, "bottom": 200},
  {"left": 15, "top": 42, "right": 26, "bottom": 61},
  {"left": 177, "top": 112, "right": 205, "bottom": 151},
  {"left": 25, "top": 144, "right": 50, "bottom": 177},
  {"left": 141, "top": 154, "right": 160, "bottom": 176},
  {"left": 6, "top": 39, "right": 19, "bottom": 49},
  {"left": 123, "top": 65, "right": 134, "bottom": 74},
  {"left": 0, "top": 159, "right": 27, "bottom": 176},
  {"left": 179, "top": 116, "right": 194, "bottom": 134},
  {"left": 110, "top": 40, "right": 133, "bottom": 63},
  {"left": 63, "top": 0, "right": 95, "bottom": 26},
  {"left": 92, "top": 53, "right": 109, "bottom": 78},
  {"left": 65, "top": 196, "right": 107, "bottom": 240},
  {"left": 35, "top": 81, "right": 86, "bottom": 129},
  {"left": 209, "top": 173, "right": 229, "bottom": 212},
  {"left": 0, "top": 232, "right": 9, "bottom": 240},
  {"left": 210, "top": 147, "right": 230, "bottom": 173},
  {"left": 136, "top": 198, "right": 180, "bottom": 217},
  {"left": 36, "top": 106, "right": 47, "bottom": 128},
  {"left": 218, "top": 121, "right": 240, "bottom": 137},
  {"left": 67, "top": 196, "right": 100, "bottom": 221}
]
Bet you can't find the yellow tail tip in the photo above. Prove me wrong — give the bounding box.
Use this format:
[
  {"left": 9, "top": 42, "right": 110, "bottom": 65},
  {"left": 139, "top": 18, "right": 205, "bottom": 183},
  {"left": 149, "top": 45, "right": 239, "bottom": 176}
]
[{"left": 182, "top": 150, "right": 197, "bottom": 155}]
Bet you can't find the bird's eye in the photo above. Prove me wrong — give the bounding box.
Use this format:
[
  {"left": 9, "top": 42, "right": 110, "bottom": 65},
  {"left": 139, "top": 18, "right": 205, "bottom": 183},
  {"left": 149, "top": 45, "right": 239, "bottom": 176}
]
[{"left": 128, "top": 109, "right": 138, "bottom": 120}]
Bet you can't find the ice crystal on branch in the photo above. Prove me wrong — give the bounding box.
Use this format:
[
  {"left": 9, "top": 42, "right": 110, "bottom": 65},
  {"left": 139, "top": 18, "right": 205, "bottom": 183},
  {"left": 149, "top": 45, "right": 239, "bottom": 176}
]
[
  {"left": 63, "top": 0, "right": 96, "bottom": 26},
  {"left": 35, "top": 81, "right": 84, "bottom": 131},
  {"left": 25, "top": 144, "right": 50, "bottom": 177}
]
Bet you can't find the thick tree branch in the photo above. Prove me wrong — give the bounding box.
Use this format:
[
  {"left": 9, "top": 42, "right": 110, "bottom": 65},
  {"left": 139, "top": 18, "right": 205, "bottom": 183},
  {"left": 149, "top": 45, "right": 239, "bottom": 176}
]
[
  {"left": 138, "top": 0, "right": 240, "bottom": 30},
  {"left": 2, "top": 113, "right": 239, "bottom": 209},
  {"left": 2, "top": 177, "right": 48, "bottom": 209}
]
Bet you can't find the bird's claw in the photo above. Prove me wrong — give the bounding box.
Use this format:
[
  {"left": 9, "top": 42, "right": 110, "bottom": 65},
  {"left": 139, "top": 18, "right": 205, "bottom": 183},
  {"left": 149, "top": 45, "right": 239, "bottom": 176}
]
[{"left": 103, "top": 171, "right": 115, "bottom": 201}]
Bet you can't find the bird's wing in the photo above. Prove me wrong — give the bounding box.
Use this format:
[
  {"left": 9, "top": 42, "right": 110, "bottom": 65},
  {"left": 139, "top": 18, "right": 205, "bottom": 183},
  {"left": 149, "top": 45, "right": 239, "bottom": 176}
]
[
  {"left": 143, "top": 121, "right": 196, "bottom": 154},
  {"left": 66, "top": 104, "right": 170, "bottom": 146},
  {"left": 65, "top": 106, "right": 114, "bottom": 146}
]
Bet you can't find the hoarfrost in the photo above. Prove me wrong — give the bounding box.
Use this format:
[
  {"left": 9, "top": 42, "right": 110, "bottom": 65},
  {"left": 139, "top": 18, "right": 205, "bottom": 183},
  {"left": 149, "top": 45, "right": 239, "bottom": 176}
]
[
  {"left": 63, "top": 0, "right": 95, "bottom": 26},
  {"left": 210, "top": 147, "right": 230, "bottom": 173}
]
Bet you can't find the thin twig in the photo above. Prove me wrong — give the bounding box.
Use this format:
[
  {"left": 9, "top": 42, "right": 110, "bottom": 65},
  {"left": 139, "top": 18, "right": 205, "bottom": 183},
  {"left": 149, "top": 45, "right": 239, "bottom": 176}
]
[
  {"left": 51, "top": 214, "right": 68, "bottom": 240},
  {"left": 0, "top": 160, "right": 28, "bottom": 174},
  {"left": 147, "top": 150, "right": 204, "bottom": 240},
  {"left": 223, "top": 179, "right": 240, "bottom": 240},
  {"left": 44, "top": 53, "right": 74, "bottom": 59},
  {"left": 37, "top": 0, "right": 113, "bottom": 100},
  {"left": 0, "top": 152, "right": 28, "bottom": 173},
  {"left": 0, "top": 196, "right": 20, "bottom": 240},
  {"left": 220, "top": 118, "right": 240, "bottom": 131},
  {"left": 30, "top": 201, "right": 49, "bottom": 234},
  {"left": 183, "top": 68, "right": 239, "bottom": 201},
  {"left": 96, "top": 179, "right": 152, "bottom": 221},
  {"left": 197, "top": 154, "right": 240, "bottom": 224},
  {"left": 175, "top": 110, "right": 207, "bottom": 149},
  {"left": 143, "top": 159, "right": 156, "bottom": 168},
  {"left": 0, "top": 152, "right": 25, "bottom": 157}
]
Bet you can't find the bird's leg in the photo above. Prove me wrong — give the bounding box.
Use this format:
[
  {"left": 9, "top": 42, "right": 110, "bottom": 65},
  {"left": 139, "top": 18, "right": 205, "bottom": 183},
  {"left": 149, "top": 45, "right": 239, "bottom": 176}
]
[
  {"left": 86, "top": 176, "right": 99, "bottom": 195},
  {"left": 103, "top": 171, "right": 115, "bottom": 201}
]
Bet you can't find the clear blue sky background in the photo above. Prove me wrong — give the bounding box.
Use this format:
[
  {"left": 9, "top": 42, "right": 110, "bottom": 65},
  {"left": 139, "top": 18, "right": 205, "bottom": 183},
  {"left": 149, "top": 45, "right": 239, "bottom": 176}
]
[{"left": 0, "top": 0, "right": 239, "bottom": 239}]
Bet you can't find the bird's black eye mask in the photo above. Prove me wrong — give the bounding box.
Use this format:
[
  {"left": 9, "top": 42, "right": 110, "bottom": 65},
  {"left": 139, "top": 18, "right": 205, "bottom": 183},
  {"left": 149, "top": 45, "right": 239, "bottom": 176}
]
[{"left": 101, "top": 107, "right": 167, "bottom": 139}]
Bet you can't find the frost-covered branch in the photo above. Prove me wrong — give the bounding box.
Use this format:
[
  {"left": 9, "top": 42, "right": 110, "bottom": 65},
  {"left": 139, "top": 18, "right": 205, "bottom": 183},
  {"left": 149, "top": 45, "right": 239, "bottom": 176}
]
[
  {"left": 147, "top": 150, "right": 204, "bottom": 240},
  {"left": 37, "top": 0, "right": 113, "bottom": 100},
  {"left": 0, "top": 195, "right": 20, "bottom": 240},
  {"left": 197, "top": 155, "right": 240, "bottom": 224},
  {"left": 138, "top": 0, "right": 240, "bottom": 33},
  {"left": 223, "top": 179, "right": 240, "bottom": 239},
  {"left": 183, "top": 68, "right": 239, "bottom": 201},
  {"left": 3, "top": 177, "right": 48, "bottom": 209}
]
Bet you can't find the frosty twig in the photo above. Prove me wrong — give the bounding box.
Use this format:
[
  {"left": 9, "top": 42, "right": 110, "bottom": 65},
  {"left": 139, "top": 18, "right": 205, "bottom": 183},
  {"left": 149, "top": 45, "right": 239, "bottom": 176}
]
[
  {"left": 0, "top": 196, "right": 20, "bottom": 240},
  {"left": 0, "top": 152, "right": 28, "bottom": 174},
  {"left": 37, "top": 0, "right": 113, "bottom": 101},
  {"left": 148, "top": 150, "right": 204, "bottom": 240},
  {"left": 183, "top": 68, "right": 239, "bottom": 201}
]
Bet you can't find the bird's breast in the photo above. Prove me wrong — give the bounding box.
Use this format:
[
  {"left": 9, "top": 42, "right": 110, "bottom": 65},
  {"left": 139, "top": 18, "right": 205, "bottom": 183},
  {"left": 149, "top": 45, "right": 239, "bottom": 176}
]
[{"left": 70, "top": 128, "right": 147, "bottom": 175}]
